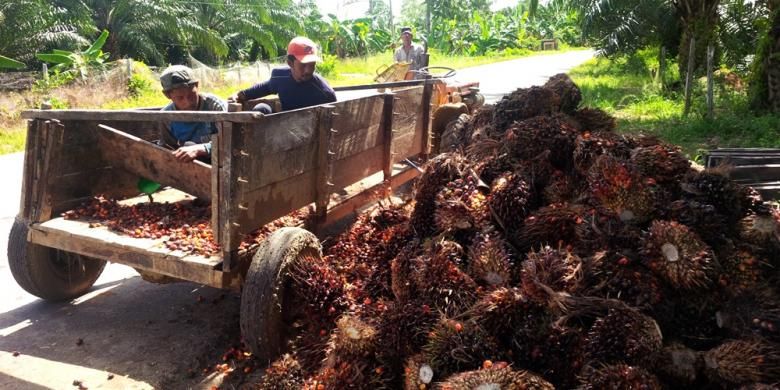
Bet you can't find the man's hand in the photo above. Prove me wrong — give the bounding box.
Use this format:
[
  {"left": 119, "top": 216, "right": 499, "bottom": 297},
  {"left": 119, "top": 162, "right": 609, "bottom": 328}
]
[
  {"left": 172, "top": 144, "right": 206, "bottom": 162},
  {"left": 229, "top": 91, "right": 246, "bottom": 103}
]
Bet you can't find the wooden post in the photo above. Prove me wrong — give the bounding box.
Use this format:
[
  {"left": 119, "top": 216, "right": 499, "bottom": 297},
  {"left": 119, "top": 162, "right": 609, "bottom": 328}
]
[
  {"left": 706, "top": 43, "right": 715, "bottom": 120},
  {"left": 684, "top": 36, "right": 696, "bottom": 116},
  {"left": 19, "top": 119, "right": 40, "bottom": 220},
  {"left": 32, "top": 120, "right": 64, "bottom": 223},
  {"left": 381, "top": 92, "right": 396, "bottom": 182},
  {"left": 211, "top": 103, "right": 241, "bottom": 247},
  {"left": 420, "top": 77, "right": 434, "bottom": 161},
  {"left": 218, "top": 103, "right": 242, "bottom": 272},
  {"left": 42, "top": 64, "right": 48, "bottom": 81},
  {"left": 314, "top": 105, "right": 336, "bottom": 226},
  {"left": 658, "top": 46, "right": 666, "bottom": 89}
]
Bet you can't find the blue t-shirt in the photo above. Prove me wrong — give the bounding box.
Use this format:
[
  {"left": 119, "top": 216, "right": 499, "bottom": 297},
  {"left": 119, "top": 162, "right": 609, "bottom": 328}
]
[
  {"left": 161, "top": 92, "right": 226, "bottom": 153},
  {"left": 240, "top": 67, "right": 336, "bottom": 111}
]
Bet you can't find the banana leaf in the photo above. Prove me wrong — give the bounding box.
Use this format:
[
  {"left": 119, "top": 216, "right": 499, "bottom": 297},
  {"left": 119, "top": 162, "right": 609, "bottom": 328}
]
[{"left": 0, "top": 54, "right": 25, "bottom": 69}]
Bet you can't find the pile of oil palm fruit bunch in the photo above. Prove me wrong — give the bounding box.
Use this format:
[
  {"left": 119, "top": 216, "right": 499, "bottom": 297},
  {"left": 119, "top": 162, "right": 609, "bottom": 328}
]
[
  {"left": 256, "top": 73, "right": 780, "bottom": 390},
  {"left": 61, "top": 195, "right": 304, "bottom": 257}
]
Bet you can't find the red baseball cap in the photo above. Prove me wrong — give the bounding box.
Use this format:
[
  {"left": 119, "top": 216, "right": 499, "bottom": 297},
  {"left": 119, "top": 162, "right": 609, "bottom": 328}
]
[{"left": 287, "top": 37, "right": 321, "bottom": 63}]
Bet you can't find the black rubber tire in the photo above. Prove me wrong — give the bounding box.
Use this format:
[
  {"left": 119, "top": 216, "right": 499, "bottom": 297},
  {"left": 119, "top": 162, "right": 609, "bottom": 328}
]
[
  {"left": 240, "top": 227, "right": 322, "bottom": 365},
  {"left": 8, "top": 217, "right": 107, "bottom": 301}
]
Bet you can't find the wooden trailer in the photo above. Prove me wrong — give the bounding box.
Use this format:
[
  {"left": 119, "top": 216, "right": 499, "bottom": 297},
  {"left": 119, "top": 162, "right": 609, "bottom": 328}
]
[
  {"left": 9, "top": 83, "right": 435, "bottom": 362},
  {"left": 705, "top": 148, "right": 780, "bottom": 200}
]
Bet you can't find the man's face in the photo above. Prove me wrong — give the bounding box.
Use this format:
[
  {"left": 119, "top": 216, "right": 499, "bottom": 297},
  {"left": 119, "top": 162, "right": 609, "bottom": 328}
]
[
  {"left": 165, "top": 84, "right": 199, "bottom": 110},
  {"left": 401, "top": 32, "right": 412, "bottom": 46},
  {"left": 290, "top": 58, "right": 316, "bottom": 82}
]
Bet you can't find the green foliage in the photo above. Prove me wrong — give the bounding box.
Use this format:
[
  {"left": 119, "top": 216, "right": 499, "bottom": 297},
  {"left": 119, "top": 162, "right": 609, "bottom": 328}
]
[
  {"left": 0, "top": 54, "right": 25, "bottom": 69},
  {"left": 316, "top": 54, "right": 337, "bottom": 78},
  {"left": 36, "top": 30, "right": 109, "bottom": 80}
]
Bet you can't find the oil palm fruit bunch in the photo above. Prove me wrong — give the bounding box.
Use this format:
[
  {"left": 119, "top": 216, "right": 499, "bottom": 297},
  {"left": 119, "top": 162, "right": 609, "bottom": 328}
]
[
  {"left": 535, "top": 325, "right": 588, "bottom": 388},
  {"left": 681, "top": 168, "right": 748, "bottom": 227},
  {"left": 640, "top": 220, "right": 720, "bottom": 291},
  {"left": 573, "top": 131, "right": 633, "bottom": 175},
  {"left": 492, "top": 86, "right": 561, "bottom": 131},
  {"left": 514, "top": 203, "right": 587, "bottom": 253},
  {"left": 577, "top": 364, "right": 663, "bottom": 390},
  {"left": 543, "top": 73, "right": 582, "bottom": 114},
  {"left": 433, "top": 172, "right": 489, "bottom": 238},
  {"left": 420, "top": 317, "right": 499, "bottom": 380},
  {"left": 653, "top": 291, "right": 725, "bottom": 350},
  {"left": 587, "top": 154, "right": 658, "bottom": 223},
  {"left": 314, "top": 314, "right": 388, "bottom": 389},
  {"left": 718, "top": 245, "right": 770, "bottom": 297},
  {"left": 376, "top": 301, "right": 439, "bottom": 373},
  {"left": 542, "top": 169, "right": 581, "bottom": 205},
  {"left": 716, "top": 290, "right": 780, "bottom": 343},
  {"left": 738, "top": 211, "right": 780, "bottom": 258},
  {"left": 703, "top": 339, "right": 780, "bottom": 385},
  {"left": 584, "top": 306, "right": 663, "bottom": 365},
  {"left": 438, "top": 363, "right": 555, "bottom": 390},
  {"left": 521, "top": 245, "right": 584, "bottom": 302},
  {"left": 487, "top": 171, "right": 533, "bottom": 232},
  {"left": 583, "top": 251, "right": 665, "bottom": 310},
  {"left": 648, "top": 342, "right": 702, "bottom": 387},
  {"left": 467, "top": 226, "right": 514, "bottom": 288},
  {"left": 411, "top": 153, "right": 469, "bottom": 237},
  {"left": 260, "top": 354, "right": 305, "bottom": 389},
  {"left": 576, "top": 206, "right": 642, "bottom": 253},
  {"left": 665, "top": 199, "right": 729, "bottom": 246},
  {"left": 410, "top": 241, "right": 479, "bottom": 317},
  {"left": 471, "top": 151, "right": 517, "bottom": 186},
  {"left": 573, "top": 107, "right": 617, "bottom": 133},
  {"left": 631, "top": 143, "right": 692, "bottom": 192},
  {"left": 403, "top": 354, "right": 436, "bottom": 390},
  {"left": 503, "top": 114, "right": 578, "bottom": 171}
]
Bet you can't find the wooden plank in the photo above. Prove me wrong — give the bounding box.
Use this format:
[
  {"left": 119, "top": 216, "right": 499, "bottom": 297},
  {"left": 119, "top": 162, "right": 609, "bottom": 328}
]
[
  {"left": 32, "top": 120, "right": 65, "bottom": 223},
  {"left": 238, "top": 110, "right": 319, "bottom": 190},
  {"left": 22, "top": 109, "right": 265, "bottom": 123},
  {"left": 219, "top": 123, "right": 243, "bottom": 264},
  {"left": 28, "top": 219, "right": 238, "bottom": 289},
  {"left": 391, "top": 87, "right": 425, "bottom": 163},
  {"left": 50, "top": 168, "right": 141, "bottom": 216},
  {"left": 235, "top": 171, "right": 317, "bottom": 236},
  {"left": 315, "top": 106, "right": 335, "bottom": 221},
  {"left": 420, "top": 77, "right": 434, "bottom": 160},
  {"left": 726, "top": 164, "right": 780, "bottom": 183},
  {"left": 322, "top": 164, "right": 420, "bottom": 227},
  {"left": 95, "top": 124, "right": 211, "bottom": 201},
  {"left": 19, "top": 120, "right": 40, "bottom": 220},
  {"left": 60, "top": 120, "right": 159, "bottom": 146},
  {"left": 331, "top": 144, "right": 385, "bottom": 190},
  {"left": 708, "top": 155, "right": 780, "bottom": 167},
  {"left": 212, "top": 102, "right": 241, "bottom": 271},
  {"left": 330, "top": 96, "right": 385, "bottom": 160},
  {"left": 381, "top": 93, "right": 396, "bottom": 180}
]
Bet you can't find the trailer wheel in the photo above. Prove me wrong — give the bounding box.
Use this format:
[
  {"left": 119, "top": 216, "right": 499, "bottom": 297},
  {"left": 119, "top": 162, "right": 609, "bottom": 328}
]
[
  {"left": 240, "top": 227, "right": 322, "bottom": 364},
  {"left": 7, "top": 217, "right": 107, "bottom": 301}
]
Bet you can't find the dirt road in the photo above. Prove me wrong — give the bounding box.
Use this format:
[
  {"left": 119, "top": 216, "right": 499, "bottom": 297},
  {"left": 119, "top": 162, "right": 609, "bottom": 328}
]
[{"left": 0, "top": 49, "right": 593, "bottom": 389}]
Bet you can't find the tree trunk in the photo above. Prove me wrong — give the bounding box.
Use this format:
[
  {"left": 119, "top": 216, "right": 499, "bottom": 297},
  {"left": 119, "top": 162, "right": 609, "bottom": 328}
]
[
  {"left": 750, "top": 6, "right": 780, "bottom": 112},
  {"left": 768, "top": 9, "right": 780, "bottom": 112},
  {"left": 675, "top": 0, "right": 720, "bottom": 78}
]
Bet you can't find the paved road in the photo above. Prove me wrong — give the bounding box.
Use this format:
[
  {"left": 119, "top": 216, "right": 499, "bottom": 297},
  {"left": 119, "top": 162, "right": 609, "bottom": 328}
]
[{"left": 0, "top": 49, "right": 593, "bottom": 389}]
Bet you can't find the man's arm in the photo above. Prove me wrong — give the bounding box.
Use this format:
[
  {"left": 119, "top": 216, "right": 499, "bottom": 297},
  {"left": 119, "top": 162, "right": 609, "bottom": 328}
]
[
  {"left": 314, "top": 75, "right": 337, "bottom": 103},
  {"left": 239, "top": 79, "right": 274, "bottom": 101}
]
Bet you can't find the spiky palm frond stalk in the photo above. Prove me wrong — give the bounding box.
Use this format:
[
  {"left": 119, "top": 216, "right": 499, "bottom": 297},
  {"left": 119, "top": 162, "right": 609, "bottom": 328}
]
[
  {"left": 640, "top": 220, "right": 720, "bottom": 291},
  {"left": 587, "top": 154, "right": 658, "bottom": 223},
  {"left": 648, "top": 342, "right": 702, "bottom": 387},
  {"left": 421, "top": 317, "right": 500, "bottom": 380},
  {"left": 261, "top": 354, "right": 305, "bottom": 389},
  {"left": 467, "top": 226, "right": 514, "bottom": 288},
  {"left": 585, "top": 307, "right": 663, "bottom": 365},
  {"left": 577, "top": 364, "right": 663, "bottom": 390},
  {"left": 487, "top": 171, "right": 533, "bottom": 232},
  {"left": 437, "top": 365, "right": 555, "bottom": 390},
  {"left": 515, "top": 203, "right": 587, "bottom": 253},
  {"left": 411, "top": 153, "right": 469, "bottom": 238},
  {"left": 521, "top": 245, "right": 584, "bottom": 303},
  {"left": 703, "top": 340, "right": 780, "bottom": 385},
  {"left": 573, "top": 107, "right": 617, "bottom": 133},
  {"left": 492, "top": 86, "right": 561, "bottom": 131},
  {"left": 503, "top": 114, "right": 578, "bottom": 171},
  {"left": 544, "top": 73, "right": 582, "bottom": 114}
]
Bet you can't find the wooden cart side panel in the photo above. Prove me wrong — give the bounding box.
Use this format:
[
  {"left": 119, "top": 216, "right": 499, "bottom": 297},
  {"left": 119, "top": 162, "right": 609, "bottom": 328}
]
[
  {"left": 237, "top": 110, "right": 318, "bottom": 190},
  {"left": 390, "top": 87, "right": 425, "bottom": 163},
  {"left": 235, "top": 171, "right": 317, "bottom": 236},
  {"left": 32, "top": 120, "right": 66, "bottom": 223},
  {"left": 330, "top": 95, "right": 385, "bottom": 160},
  {"left": 19, "top": 120, "right": 41, "bottom": 220},
  {"left": 95, "top": 124, "right": 211, "bottom": 201}
]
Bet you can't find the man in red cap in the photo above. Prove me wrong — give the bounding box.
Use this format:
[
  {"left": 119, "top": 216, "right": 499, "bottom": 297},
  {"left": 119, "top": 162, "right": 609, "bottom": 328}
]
[{"left": 232, "top": 37, "right": 336, "bottom": 113}]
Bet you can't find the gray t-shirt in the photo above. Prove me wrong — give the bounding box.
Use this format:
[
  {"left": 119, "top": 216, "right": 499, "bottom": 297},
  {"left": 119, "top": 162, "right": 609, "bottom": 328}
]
[{"left": 394, "top": 43, "right": 426, "bottom": 71}]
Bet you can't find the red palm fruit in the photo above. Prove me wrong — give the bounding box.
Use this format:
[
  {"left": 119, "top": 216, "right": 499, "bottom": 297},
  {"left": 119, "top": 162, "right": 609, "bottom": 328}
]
[
  {"left": 492, "top": 86, "right": 561, "bottom": 131},
  {"left": 521, "top": 245, "right": 583, "bottom": 303},
  {"left": 704, "top": 340, "right": 780, "bottom": 385},
  {"left": 502, "top": 114, "right": 578, "bottom": 171},
  {"left": 467, "top": 226, "right": 513, "bottom": 288},
  {"left": 585, "top": 307, "right": 663, "bottom": 365},
  {"left": 411, "top": 153, "right": 469, "bottom": 238},
  {"left": 583, "top": 251, "right": 664, "bottom": 310},
  {"left": 573, "top": 107, "right": 617, "bottom": 133},
  {"left": 544, "top": 73, "right": 582, "bottom": 114},
  {"left": 261, "top": 354, "right": 305, "bottom": 389},
  {"left": 640, "top": 220, "right": 720, "bottom": 291},
  {"left": 573, "top": 131, "right": 632, "bottom": 175},
  {"left": 718, "top": 245, "right": 770, "bottom": 296},
  {"left": 437, "top": 365, "right": 554, "bottom": 390},
  {"left": 578, "top": 364, "right": 663, "bottom": 390},
  {"left": 421, "top": 317, "right": 500, "bottom": 380},
  {"left": 630, "top": 143, "right": 692, "bottom": 188},
  {"left": 487, "top": 171, "right": 533, "bottom": 232},
  {"left": 410, "top": 241, "right": 478, "bottom": 317}
]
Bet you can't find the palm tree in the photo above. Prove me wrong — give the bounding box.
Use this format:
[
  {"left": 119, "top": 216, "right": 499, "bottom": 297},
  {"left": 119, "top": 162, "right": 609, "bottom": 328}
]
[{"left": 675, "top": 0, "right": 721, "bottom": 77}]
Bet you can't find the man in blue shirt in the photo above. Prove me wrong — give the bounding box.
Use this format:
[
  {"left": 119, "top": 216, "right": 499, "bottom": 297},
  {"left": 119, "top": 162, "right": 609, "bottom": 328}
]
[
  {"left": 159, "top": 65, "right": 227, "bottom": 163},
  {"left": 232, "top": 37, "right": 336, "bottom": 113}
]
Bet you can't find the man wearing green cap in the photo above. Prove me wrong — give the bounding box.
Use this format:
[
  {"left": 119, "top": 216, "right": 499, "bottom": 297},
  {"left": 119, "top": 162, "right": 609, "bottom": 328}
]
[{"left": 159, "top": 65, "right": 227, "bottom": 163}]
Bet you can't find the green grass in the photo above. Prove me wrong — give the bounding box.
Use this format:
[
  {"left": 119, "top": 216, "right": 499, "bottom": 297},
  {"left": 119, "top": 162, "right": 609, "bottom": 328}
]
[{"left": 569, "top": 51, "right": 780, "bottom": 161}]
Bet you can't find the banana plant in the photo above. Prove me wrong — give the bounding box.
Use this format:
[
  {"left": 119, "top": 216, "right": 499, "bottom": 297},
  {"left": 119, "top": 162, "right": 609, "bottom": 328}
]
[
  {"left": 36, "top": 30, "right": 109, "bottom": 80},
  {"left": 0, "top": 54, "right": 25, "bottom": 69}
]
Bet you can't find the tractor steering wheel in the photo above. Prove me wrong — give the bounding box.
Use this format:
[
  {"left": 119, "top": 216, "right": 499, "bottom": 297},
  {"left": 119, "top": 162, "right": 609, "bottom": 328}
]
[{"left": 418, "top": 66, "right": 457, "bottom": 79}]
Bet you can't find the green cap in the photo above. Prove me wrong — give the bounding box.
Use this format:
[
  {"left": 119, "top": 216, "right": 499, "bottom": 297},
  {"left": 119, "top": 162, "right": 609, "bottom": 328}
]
[{"left": 160, "top": 65, "right": 198, "bottom": 92}]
